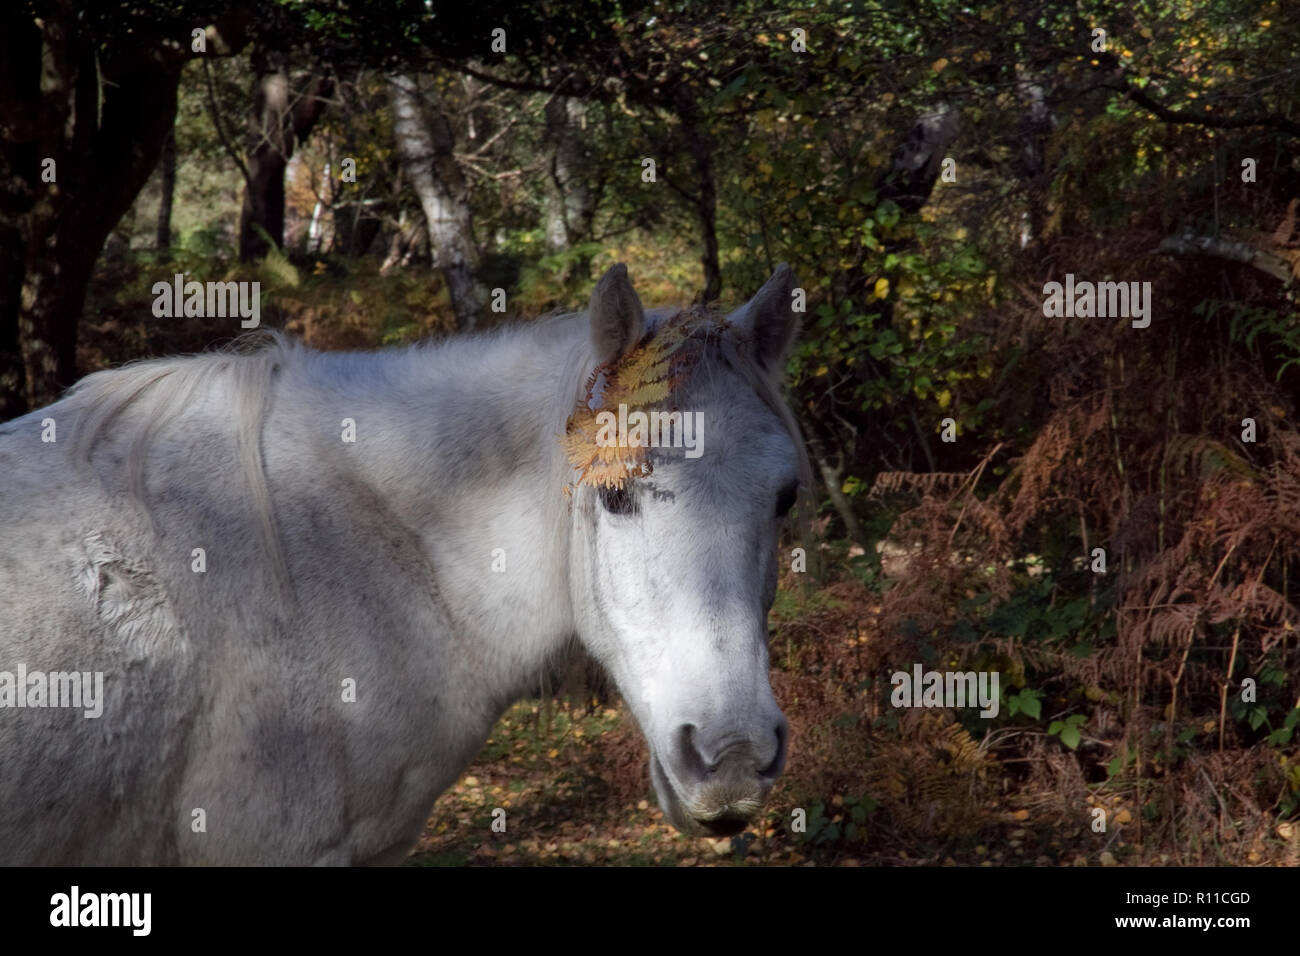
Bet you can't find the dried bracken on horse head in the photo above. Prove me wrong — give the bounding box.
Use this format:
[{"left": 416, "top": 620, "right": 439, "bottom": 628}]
[{"left": 562, "top": 308, "right": 728, "bottom": 494}]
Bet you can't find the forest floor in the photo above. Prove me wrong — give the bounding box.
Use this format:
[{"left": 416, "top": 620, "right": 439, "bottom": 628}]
[
  {"left": 406, "top": 696, "right": 1106, "bottom": 867},
  {"left": 407, "top": 578, "right": 1299, "bottom": 867}
]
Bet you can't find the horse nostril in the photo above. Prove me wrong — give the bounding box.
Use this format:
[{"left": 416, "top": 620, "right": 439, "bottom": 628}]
[
  {"left": 674, "top": 723, "right": 710, "bottom": 780},
  {"left": 671, "top": 720, "right": 788, "bottom": 784},
  {"left": 759, "top": 720, "right": 788, "bottom": 779}
]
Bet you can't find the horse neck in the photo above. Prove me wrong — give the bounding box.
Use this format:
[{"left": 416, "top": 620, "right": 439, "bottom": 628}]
[{"left": 297, "top": 316, "right": 589, "bottom": 691}]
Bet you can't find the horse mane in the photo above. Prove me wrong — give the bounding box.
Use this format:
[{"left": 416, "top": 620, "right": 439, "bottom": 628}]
[{"left": 64, "top": 330, "right": 296, "bottom": 597}]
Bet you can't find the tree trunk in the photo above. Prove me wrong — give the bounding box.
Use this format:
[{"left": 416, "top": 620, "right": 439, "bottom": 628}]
[
  {"left": 0, "top": 212, "right": 24, "bottom": 418},
  {"left": 679, "top": 107, "right": 722, "bottom": 303},
  {"left": 12, "top": 12, "right": 185, "bottom": 408},
  {"left": 543, "top": 95, "right": 596, "bottom": 277},
  {"left": 381, "top": 207, "right": 431, "bottom": 273},
  {"left": 1012, "top": 68, "right": 1055, "bottom": 247},
  {"left": 238, "top": 46, "right": 289, "bottom": 261},
  {"left": 0, "top": 17, "right": 38, "bottom": 420},
  {"left": 0, "top": 7, "right": 250, "bottom": 414},
  {"left": 156, "top": 125, "right": 176, "bottom": 253},
  {"left": 238, "top": 45, "right": 331, "bottom": 262},
  {"left": 333, "top": 199, "right": 383, "bottom": 258},
  {"left": 388, "top": 73, "right": 485, "bottom": 330},
  {"left": 808, "top": 428, "right": 872, "bottom": 556},
  {"left": 878, "top": 105, "right": 961, "bottom": 214}
]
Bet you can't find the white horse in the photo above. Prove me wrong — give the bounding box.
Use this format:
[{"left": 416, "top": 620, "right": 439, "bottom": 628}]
[{"left": 0, "top": 263, "right": 809, "bottom": 864}]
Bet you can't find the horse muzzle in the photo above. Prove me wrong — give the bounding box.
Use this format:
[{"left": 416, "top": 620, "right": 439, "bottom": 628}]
[{"left": 650, "top": 718, "right": 788, "bottom": 836}]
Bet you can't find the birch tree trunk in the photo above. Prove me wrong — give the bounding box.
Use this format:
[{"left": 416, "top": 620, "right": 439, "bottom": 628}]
[
  {"left": 388, "top": 73, "right": 485, "bottom": 331},
  {"left": 543, "top": 95, "right": 596, "bottom": 275}
]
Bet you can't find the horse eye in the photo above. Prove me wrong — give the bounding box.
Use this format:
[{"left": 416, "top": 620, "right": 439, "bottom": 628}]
[
  {"left": 775, "top": 483, "right": 798, "bottom": 518},
  {"left": 599, "top": 485, "right": 637, "bottom": 516}
]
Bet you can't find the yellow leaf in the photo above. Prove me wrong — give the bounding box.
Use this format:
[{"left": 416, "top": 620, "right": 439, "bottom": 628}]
[
  {"left": 931, "top": 57, "right": 949, "bottom": 72},
  {"left": 874, "top": 277, "right": 890, "bottom": 299}
]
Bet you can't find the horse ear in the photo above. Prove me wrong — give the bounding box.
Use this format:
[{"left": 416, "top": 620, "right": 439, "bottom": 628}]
[
  {"left": 589, "top": 263, "right": 645, "bottom": 365},
  {"left": 728, "top": 263, "right": 800, "bottom": 374}
]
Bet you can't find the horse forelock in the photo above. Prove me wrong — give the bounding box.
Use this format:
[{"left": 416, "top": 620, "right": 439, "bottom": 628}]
[{"left": 562, "top": 303, "right": 812, "bottom": 509}]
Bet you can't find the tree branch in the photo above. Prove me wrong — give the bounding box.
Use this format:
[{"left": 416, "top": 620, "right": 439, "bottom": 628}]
[
  {"left": 1104, "top": 72, "right": 1300, "bottom": 138},
  {"left": 1154, "top": 233, "right": 1294, "bottom": 282},
  {"left": 202, "top": 58, "right": 252, "bottom": 188}
]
